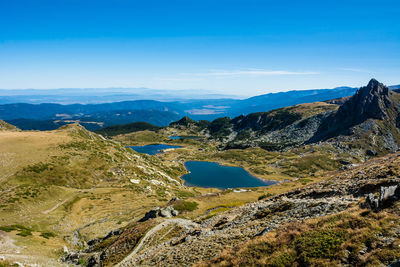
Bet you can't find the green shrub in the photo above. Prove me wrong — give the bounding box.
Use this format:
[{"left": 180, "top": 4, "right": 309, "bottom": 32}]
[
  {"left": 294, "top": 229, "right": 346, "bottom": 264},
  {"left": 175, "top": 190, "right": 195, "bottom": 198},
  {"left": 40, "top": 231, "right": 56, "bottom": 239},
  {"left": 258, "top": 192, "right": 274, "bottom": 200},
  {"left": 173, "top": 201, "right": 198, "bottom": 212},
  {"left": 16, "top": 229, "right": 32, "bottom": 237},
  {"left": 270, "top": 251, "right": 296, "bottom": 267},
  {"left": 238, "top": 241, "right": 274, "bottom": 264},
  {"left": 0, "top": 224, "right": 31, "bottom": 233}
]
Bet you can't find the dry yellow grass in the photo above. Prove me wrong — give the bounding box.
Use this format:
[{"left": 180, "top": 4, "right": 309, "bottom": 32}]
[{"left": 0, "top": 130, "right": 72, "bottom": 183}]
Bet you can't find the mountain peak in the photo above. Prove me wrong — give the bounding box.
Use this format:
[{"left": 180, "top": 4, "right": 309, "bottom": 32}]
[
  {"left": 170, "top": 116, "right": 195, "bottom": 126},
  {"left": 367, "top": 78, "right": 379, "bottom": 87},
  {"left": 360, "top": 78, "right": 391, "bottom": 97},
  {"left": 336, "top": 79, "right": 393, "bottom": 122}
]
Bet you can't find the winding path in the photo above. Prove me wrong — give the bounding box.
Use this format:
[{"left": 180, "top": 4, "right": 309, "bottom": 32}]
[
  {"left": 42, "top": 197, "right": 73, "bottom": 214},
  {"left": 116, "top": 218, "right": 198, "bottom": 267}
]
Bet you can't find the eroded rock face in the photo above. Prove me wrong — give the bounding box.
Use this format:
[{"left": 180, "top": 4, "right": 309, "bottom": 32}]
[{"left": 139, "top": 206, "right": 179, "bottom": 222}]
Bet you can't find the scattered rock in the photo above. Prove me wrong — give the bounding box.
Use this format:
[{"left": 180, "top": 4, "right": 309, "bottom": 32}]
[
  {"left": 130, "top": 179, "right": 140, "bottom": 184},
  {"left": 139, "top": 206, "right": 179, "bottom": 222}
]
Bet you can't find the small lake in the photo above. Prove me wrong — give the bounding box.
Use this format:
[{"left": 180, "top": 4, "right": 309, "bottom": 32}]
[
  {"left": 182, "top": 161, "right": 275, "bottom": 189},
  {"left": 169, "top": 136, "right": 201, "bottom": 140},
  {"left": 128, "top": 144, "right": 181, "bottom": 155}
]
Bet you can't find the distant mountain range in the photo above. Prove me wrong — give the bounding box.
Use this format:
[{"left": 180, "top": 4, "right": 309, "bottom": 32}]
[
  {"left": 0, "top": 87, "right": 243, "bottom": 105},
  {"left": 1, "top": 83, "right": 399, "bottom": 131}
]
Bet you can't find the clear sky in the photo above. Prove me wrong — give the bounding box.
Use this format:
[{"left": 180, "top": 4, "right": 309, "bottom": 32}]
[{"left": 1, "top": 0, "right": 399, "bottom": 95}]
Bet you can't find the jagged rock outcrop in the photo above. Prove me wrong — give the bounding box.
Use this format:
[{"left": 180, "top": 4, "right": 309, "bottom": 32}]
[
  {"left": 365, "top": 184, "right": 400, "bottom": 210},
  {"left": 310, "top": 79, "right": 399, "bottom": 143},
  {"left": 337, "top": 78, "right": 393, "bottom": 122}
]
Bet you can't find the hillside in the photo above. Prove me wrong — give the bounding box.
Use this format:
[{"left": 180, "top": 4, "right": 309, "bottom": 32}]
[
  {"left": 0, "top": 119, "right": 18, "bottom": 131},
  {"left": 0, "top": 123, "right": 197, "bottom": 266}
]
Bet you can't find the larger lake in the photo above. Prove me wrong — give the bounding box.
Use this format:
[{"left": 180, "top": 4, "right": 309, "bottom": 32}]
[
  {"left": 128, "top": 144, "right": 181, "bottom": 155},
  {"left": 182, "top": 161, "right": 275, "bottom": 189}
]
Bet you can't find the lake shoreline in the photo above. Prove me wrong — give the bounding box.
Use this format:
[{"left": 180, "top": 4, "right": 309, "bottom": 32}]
[{"left": 181, "top": 160, "right": 277, "bottom": 189}]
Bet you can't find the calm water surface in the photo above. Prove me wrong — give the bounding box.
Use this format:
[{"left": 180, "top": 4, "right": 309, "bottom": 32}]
[
  {"left": 128, "top": 144, "right": 181, "bottom": 155},
  {"left": 182, "top": 161, "right": 275, "bottom": 189}
]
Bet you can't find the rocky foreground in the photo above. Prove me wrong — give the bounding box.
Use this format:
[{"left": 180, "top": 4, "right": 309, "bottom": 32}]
[{"left": 71, "top": 151, "right": 400, "bottom": 266}]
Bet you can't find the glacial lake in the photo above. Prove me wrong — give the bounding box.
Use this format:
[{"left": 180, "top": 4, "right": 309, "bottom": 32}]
[
  {"left": 128, "top": 144, "right": 181, "bottom": 155},
  {"left": 182, "top": 161, "right": 275, "bottom": 189}
]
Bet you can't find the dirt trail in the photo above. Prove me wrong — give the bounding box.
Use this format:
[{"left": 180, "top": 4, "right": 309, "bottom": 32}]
[
  {"left": 42, "top": 197, "right": 73, "bottom": 214},
  {"left": 116, "top": 218, "right": 198, "bottom": 267}
]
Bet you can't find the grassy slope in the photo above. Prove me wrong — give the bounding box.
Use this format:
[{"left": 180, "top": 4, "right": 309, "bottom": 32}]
[{"left": 0, "top": 124, "right": 198, "bottom": 265}]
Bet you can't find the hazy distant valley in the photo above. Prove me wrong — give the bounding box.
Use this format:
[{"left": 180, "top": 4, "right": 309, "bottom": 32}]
[{"left": 4, "top": 84, "right": 398, "bottom": 131}]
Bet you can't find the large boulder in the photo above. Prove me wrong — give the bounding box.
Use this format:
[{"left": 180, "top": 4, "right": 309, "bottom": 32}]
[
  {"left": 139, "top": 206, "right": 179, "bottom": 222},
  {"left": 364, "top": 184, "right": 400, "bottom": 210}
]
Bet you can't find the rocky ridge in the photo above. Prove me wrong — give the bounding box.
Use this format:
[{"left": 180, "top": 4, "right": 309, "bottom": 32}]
[{"left": 169, "top": 79, "right": 400, "bottom": 156}]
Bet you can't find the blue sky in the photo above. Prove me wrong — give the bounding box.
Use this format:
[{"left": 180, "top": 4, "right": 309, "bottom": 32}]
[{"left": 0, "top": 0, "right": 399, "bottom": 95}]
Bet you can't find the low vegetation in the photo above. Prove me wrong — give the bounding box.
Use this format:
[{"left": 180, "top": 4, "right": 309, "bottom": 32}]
[
  {"left": 173, "top": 201, "right": 199, "bottom": 212},
  {"left": 203, "top": 207, "right": 400, "bottom": 266}
]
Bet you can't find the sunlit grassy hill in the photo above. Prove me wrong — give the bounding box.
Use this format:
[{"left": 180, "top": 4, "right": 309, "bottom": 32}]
[{"left": 0, "top": 123, "right": 196, "bottom": 265}]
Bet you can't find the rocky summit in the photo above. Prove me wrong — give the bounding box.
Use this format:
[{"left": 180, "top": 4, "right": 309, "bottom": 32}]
[{"left": 311, "top": 78, "right": 399, "bottom": 142}]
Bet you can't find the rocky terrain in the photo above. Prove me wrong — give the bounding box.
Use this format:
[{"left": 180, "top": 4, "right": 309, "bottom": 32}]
[{"left": 70, "top": 152, "right": 400, "bottom": 266}]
